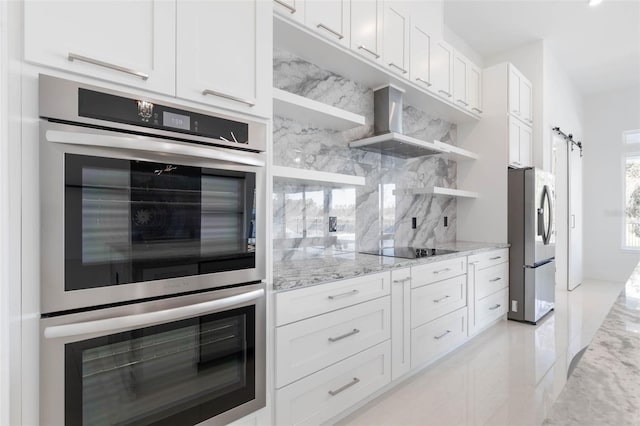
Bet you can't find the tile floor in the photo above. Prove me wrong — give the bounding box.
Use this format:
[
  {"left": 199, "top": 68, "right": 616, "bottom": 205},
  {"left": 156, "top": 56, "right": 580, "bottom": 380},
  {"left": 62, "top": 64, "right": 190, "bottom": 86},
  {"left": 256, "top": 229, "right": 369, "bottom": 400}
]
[{"left": 336, "top": 279, "right": 625, "bottom": 426}]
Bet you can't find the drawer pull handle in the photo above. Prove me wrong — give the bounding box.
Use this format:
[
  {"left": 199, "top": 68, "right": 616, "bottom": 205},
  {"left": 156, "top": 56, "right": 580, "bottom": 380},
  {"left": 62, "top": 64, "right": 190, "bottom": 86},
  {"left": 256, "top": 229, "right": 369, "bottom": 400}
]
[
  {"left": 327, "top": 289, "right": 359, "bottom": 300},
  {"left": 416, "top": 77, "right": 432, "bottom": 87},
  {"left": 489, "top": 304, "right": 501, "bottom": 311},
  {"left": 328, "top": 328, "right": 360, "bottom": 342},
  {"left": 472, "top": 107, "right": 483, "bottom": 114},
  {"left": 389, "top": 62, "right": 408, "bottom": 74},
  {"left": 456, "top": 99, "right": 469, "bottom": 106},
  {"left": 274, "top": 0, "right": 296, "bottom": 13},
  {"left": 434, "top": 330, "right": 451, "bottom": 340},
  {"left": 68, "top": 53, "right": 149, "bottom": 80},
  {"left": 489, "top": 277, "right": 502, "bottom": 282},
  {"left": 438, "top": 89, "right": 452, "bottom": 98},
  {"left": 316, "top": 23, "right": 344, "bottom": 40},
  {"left": 202, "top": 89, "right": 256, "bottom": 107},
  {"left": 358, "top": 45, "right": 380, "bottom": 59},
  {"left": 433, "top": 295, "right": 450, "bottom": 303},
  {"left": 328, "top": 377, "right": 360, "bottom": 396},
  {"left": 393, "top": 277, "right": 411, "bottom": 284},
  {"left": 490, "top": 256, "right": 502, "bottom": 260},
  {"left": 433, "top": 268, "right": 451, "bottom": 274}
]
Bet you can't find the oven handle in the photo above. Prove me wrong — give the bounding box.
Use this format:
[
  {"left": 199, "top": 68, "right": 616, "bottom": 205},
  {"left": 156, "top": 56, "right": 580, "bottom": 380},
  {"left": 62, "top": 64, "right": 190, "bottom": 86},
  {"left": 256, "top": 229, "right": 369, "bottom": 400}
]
[
  {"left": 44, "top": 288, "right": 264, "bottom": 340},
  {"left": 45, "top": 129, "right": 265, "bottom": 167}
]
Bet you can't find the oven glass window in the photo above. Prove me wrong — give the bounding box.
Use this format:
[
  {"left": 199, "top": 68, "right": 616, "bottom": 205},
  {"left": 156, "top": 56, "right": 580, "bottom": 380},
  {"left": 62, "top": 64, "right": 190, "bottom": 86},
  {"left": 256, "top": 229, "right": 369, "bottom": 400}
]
[
  {"left": 65, "top": 154, "right": 257, "bottom": 290},
  {"left": 65, "top": 306, "right": 255, "bottom": 425}
]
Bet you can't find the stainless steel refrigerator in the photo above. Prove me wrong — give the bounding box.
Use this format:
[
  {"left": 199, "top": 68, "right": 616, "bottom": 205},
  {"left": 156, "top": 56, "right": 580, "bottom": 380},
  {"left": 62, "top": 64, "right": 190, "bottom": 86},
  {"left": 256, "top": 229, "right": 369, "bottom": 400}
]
[{"left": 508, "top": 167, "right": 556, "bottom": 324}]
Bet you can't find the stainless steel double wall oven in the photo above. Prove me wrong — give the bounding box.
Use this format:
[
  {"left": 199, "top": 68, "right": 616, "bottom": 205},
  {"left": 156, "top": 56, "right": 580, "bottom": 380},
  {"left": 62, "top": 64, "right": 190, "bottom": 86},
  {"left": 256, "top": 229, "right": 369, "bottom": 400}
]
[{"left": 38, "top": 75, "right": 266, "bottom": 426}]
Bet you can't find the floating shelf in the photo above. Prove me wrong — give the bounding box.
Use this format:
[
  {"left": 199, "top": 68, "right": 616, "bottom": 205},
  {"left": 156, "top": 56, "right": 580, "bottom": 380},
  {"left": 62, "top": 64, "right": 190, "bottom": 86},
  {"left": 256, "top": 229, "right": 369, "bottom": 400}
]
[
  {"left": 272, "top": 166, "right": 365, "bottom": 187},
  {"left": 434, "top": 140, "right": 479, "bottom": 161},
  {"left": 349, "top": 133, "right": 448, "bottom": 158},
  {"left": 394, "top": 186, "right": 479, "bottom": 198},
  {"left": 272, "top": 88, "right": 366, "bottom": 130}
]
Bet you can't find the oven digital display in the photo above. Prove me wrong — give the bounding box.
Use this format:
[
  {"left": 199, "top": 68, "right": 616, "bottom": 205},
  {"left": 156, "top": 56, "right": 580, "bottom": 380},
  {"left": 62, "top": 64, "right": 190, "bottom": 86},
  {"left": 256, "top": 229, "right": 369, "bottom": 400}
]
[{"left": 163, "top": 111, "right": 191, "bottom": 130}]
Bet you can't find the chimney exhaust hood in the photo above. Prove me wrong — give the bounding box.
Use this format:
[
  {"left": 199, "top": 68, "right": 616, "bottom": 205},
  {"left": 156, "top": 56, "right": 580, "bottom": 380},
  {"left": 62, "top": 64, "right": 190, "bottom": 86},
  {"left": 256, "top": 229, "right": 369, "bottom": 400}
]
[{"left": 349, "top": 85, "right": 449, "bottom": 158}]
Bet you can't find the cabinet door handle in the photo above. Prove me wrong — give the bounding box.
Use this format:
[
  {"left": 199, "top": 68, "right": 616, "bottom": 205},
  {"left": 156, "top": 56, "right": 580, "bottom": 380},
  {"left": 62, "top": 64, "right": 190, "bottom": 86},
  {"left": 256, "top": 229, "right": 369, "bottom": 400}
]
[
  {"left": 489, "top": 304, "right": 501, "bottom": 311},
  {"left": 438, "top": 89, "right": 452, "bottom": 98},
  {"left": 434, "top": 330, "right": 451, "bottom": 340},
  {"left": 358, "top": 45, "right": 380, "bottom": 59},
  {"left": 328, "top": 377, "right": 360, "bottom": 396},
  {"left": 68, "top": 53, "right": 149, "bottom": 80},
  {"left": 433, "top": 295, "right": 450, "bottom": 303},
  {"left": 393, "top": 277, "right": 411, "bottom": 284},
  {"left": 316, "top": 23, "right": 344, "bottom": 40},
  {"left": 489, "top": 277, "right": 502, "bottom": 282},
  {"left": 433, "top": 267, "right": 451, "bottom": 275},
  {"left": 416, "top": 77, "right": 432, "bottom": 87},
  {"left": 388, "top": 62, "right": 408, "bottom": 74},
  {"left": 328, "top": 328, "right": 360, "bottom": 342},
  {"left": 327, "top": 289, "right": 359, "bottom": 300},
  {"left": 202, "top": 89, "right": 256, "bottom": 107},
  {"left": 490, "top": 256, "right": 502, "bottom": 260},
  {"left": 472, "top": 107, "right": 483, "bottom": 114},
  {"left": 274, "top": 0, "right": 296, "bottom": 13},
  {"left": 512, "top": 109, "right": 520, "bottom": 115},
  {"left": 456, "top": 99, "right": 469, "bottom": 106}
]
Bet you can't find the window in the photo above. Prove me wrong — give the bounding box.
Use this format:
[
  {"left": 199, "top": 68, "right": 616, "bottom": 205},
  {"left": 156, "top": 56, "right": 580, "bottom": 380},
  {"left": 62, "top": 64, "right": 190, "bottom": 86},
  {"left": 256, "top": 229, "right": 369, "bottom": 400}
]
[{"left": 623, "top": 130, "right": 640, "bottom": 248}]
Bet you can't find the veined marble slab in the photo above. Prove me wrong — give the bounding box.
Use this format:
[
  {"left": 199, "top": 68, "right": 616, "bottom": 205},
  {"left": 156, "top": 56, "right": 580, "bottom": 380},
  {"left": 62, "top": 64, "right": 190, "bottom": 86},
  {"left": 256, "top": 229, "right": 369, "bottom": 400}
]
[
  {"left": 543, "top": 263, "right": 640, "bottom": 425},
  {"left": 273, "top": 241, "right": 509, "bottom": 291}
]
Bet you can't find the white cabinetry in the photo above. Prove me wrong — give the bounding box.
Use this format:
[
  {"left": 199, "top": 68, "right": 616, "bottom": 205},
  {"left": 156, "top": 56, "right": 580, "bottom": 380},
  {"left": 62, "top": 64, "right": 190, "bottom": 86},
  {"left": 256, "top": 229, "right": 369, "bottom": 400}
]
[
  {"left": 274, "top": 0, "right": 305, "bottom": 23},
  {"left": 391, "top": 268, "right": 411, "bottom": 380},
  {"left": 407, "top": 0, "right": 443, "bottom": 91},
  {"left": 351, "top": 0, "right": 383, "bottom": 64},
  {"left": 453, "top": 51, "right": 468, "bottom": 110},
  {"left": 431, "top": 40, "right": 454, "bottom": 101},
  {"left": 411, "top": 306, "right": 468, "bottom": 367},
  {"left": 468, "top": 63, "right": 483, "bottom": 115},
  {"left": 176, "top": 0, "right": 272, "bottom": 118},
  {"left": 508, "top": 64, "right": 533, "bottom": 125},
  {"left": 468, "top": 249, "right": 509, "bottom": 335},
  {"left": 24, "top": 0, "right": 175, "bottom": 94},
  {"left": 383, "top": 1, "right": 410, "bottom": 78},
  {"left": 509, "top": 116, "right": 532, "bottom": 168},
  {"left": 306, "top": 0, "right": 350, "bottom": 47}
]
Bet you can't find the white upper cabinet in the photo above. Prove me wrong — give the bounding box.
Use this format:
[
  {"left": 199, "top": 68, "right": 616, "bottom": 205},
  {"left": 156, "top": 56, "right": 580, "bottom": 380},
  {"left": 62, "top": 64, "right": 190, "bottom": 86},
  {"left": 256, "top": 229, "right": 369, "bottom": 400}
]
[
  {"left": 431, "top": 39, "right": 454, "bottom": 101},
  {"left": 306, "top": 0, "right": 350, "bottom": 47},
  {"left": 176, "top": 0, "right": 272, "bottom": 118},
  {"left": 24, "top": 0, "right": 175, "bottom": 95},
  {"left": 508, "top": 64, "right": 533, "bottom": 125},
  {"left": 453, "top": 51, "right": 468, "bottom": 109},
  {"left": 383, "top": 1, "right": 411, "bottom": 78},
  {"left": 407, "top": 0, "right": 442, "bottom": 91},
  {"left": 468, "top": 63, "right": 483, "bottom": 116},
  {"left": 274, "top": 0, "right": 305, "bottom": 23},
  {"left": 508, "top": 115, "right": 532, "bottom": 168},
  {"left": 351, "top": 0, "right": 383, "bottom": 64}
]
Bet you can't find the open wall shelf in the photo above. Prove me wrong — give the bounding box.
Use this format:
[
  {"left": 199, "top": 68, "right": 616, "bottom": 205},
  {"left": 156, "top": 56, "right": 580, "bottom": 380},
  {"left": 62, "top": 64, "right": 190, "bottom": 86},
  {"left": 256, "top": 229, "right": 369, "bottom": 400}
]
[
  {"left": 272, "top": 166, "right": 366, "bottom": 187},
  {"left": 394, "top": 186, "right": 479, "bottom": 198}
]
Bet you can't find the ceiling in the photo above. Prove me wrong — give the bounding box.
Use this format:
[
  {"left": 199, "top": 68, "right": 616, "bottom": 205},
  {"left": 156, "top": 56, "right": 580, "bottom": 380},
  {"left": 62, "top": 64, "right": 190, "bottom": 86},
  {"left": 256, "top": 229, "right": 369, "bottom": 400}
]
[{"left": 443, "top": 0, "right": 640, "bottom": 96}]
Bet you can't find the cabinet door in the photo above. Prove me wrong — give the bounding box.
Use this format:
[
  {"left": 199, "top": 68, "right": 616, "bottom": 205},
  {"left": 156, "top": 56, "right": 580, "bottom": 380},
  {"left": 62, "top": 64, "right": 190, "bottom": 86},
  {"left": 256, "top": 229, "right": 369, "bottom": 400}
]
[
  {"left": 274, "top": 0, "right": 304, "bottom": 23},
  {"left": 431, "top": 40, "right": 454, "bottom": 100},
  {"left": 306, "top": 0, "right": 350, "bottom": 47},
  {"left": 453, "top": 52, "right": 468, "bottom": 109},
  {"left": 409, "top": 24, "right": 433, "bottom": 90},
  {"left": 24, "top": 0, "right": 175, "bottom": 95},
  {"left": 351, "top": 0, "right": 383, "bottom": 63},
  {"left": 508, "top": 117, "right": 521, "bottom": 168},
  {"left": 508, "top": 65, "right": 521, "bottom": 117},
  {"left": 383, "top": 2, "right": 410, "bottom": 78},
  {"left": 520, "top": 79, "right": 533, "bottom": 125},
  {"left": 176, "top": 0, "right": 271, "bottom": 118},
  {"left": 519, "top": 124, "right": 532, "bottom": 167},
  {"left": 468, "top": 64, "right": 482, "bottom": 115},
  {"left": 391, "top": 269, "right": 411, "bottom": 380}
]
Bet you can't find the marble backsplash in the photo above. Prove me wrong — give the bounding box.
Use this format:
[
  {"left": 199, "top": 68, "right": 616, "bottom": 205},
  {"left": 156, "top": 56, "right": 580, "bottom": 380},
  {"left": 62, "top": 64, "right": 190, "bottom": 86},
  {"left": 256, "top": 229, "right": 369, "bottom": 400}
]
[{"left": 273, "top": 49, "right": 458, "bottom": 259}]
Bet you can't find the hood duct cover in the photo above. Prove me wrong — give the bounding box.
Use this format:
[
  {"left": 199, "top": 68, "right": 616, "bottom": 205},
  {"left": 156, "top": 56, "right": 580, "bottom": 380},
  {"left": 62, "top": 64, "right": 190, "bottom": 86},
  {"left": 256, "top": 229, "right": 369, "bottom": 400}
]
[{"left": 349, "top": 85, "right": 447, "bottom": 158}]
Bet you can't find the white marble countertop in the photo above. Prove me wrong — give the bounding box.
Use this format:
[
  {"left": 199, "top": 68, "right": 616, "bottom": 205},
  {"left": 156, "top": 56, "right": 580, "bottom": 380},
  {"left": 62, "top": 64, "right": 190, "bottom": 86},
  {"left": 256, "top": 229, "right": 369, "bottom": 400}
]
[
  {"left": 273, "top": 241, "right": 509, "bottom": 291},
  {"left": 544, "top": 263, "right": 640, "bottom": 425}
]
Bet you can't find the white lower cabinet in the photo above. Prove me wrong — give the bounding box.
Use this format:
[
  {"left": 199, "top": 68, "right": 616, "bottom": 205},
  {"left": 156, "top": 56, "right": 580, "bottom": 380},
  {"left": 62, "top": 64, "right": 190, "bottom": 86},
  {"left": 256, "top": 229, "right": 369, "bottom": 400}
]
[
  {"left": 275, "top": 341, "right": 391, "bottom": 426},
  {"left": 475, "top": 288, "right": 508, "bottom": 327},
  {"left": 411, "top": 274, "right": 467, "bottom": 327},
  {"left": 411, "top": 307, "right": 468, "bottom": 368},
  {"left": 468, "top": 249, "right": 510, "bottom": 335}
]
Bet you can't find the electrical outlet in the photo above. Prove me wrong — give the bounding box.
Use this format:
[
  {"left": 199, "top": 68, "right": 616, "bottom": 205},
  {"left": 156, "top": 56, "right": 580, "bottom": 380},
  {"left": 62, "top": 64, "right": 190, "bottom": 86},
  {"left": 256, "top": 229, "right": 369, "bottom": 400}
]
[
  {"left": 411, "top": 217, "right": 417, "bottom": 229},
  {"left": 444, "top": 216, "right": 448, "bottom": 227},
  {"left": 511, "top": 300, "right": 518, "bottom": 312},
  {"left": 329, "top": 216, "right": 337, "bottom": 232}
]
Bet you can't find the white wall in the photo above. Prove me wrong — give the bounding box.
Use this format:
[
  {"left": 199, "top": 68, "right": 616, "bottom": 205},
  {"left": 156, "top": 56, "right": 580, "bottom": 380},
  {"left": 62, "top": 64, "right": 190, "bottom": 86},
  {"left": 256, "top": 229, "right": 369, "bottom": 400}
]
[
  {"left": 583, "top": 88, "right": 640, "bottom": 282},
  {"left": 443, "top": 24, "right": 483, "bottom": 67}
]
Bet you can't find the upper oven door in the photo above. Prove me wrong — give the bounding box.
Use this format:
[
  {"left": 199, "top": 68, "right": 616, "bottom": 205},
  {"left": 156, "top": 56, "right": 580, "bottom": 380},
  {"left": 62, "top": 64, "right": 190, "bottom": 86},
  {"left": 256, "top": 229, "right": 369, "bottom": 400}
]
[{"left": 40, "top": 121, "right": 265, "bottom": 314}]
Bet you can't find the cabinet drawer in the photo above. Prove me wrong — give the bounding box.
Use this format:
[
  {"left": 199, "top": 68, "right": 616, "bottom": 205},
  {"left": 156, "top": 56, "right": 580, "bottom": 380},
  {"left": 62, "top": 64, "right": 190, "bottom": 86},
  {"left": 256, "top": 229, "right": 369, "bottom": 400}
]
[
  {"left": 275, "top": 341, "right": 391, "bottom": 426},
  {"left": 411, "top": 307, "right": 467, "bottom": 369},
  {"left": 468, "top": 248, "right": 508, "bottom": 270},
  {"left": 411, "top": 275, "right": 467, "bottom": 328},
  {"left": 276, "top": 297, "right": 391, "bottom": 388},
  {"left": 275, "top": 272, "right": 390, "bottom": 326},
  {"left": 475, "top": 262, "right": 509, "bottom": 300},
  {"left": 411, "top": 257, "right": 467, "bottom": 288},
  {"left": 476, "top": 288, "right": 508, "bottom": 329}
]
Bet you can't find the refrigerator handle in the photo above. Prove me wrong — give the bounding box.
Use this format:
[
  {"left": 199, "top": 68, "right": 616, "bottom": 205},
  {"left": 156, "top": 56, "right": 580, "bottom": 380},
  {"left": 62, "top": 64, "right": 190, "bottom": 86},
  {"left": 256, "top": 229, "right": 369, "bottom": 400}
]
[{"left": 540, "top": 184, "right": 552, "bottom": 245}]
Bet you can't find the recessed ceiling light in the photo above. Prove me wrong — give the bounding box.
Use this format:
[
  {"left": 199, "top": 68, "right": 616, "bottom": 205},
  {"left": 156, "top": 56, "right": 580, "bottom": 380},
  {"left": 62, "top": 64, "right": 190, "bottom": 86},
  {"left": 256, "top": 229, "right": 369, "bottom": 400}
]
[{"left": 589, "top": 0, "right": 603, "bottom": 6}]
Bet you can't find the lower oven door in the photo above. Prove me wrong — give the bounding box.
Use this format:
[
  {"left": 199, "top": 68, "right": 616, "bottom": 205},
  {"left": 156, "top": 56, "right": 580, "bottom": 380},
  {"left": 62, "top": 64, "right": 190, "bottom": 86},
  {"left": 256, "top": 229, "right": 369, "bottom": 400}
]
[{"left": 40, "top": 283, "right": 265, "bottom": 426}]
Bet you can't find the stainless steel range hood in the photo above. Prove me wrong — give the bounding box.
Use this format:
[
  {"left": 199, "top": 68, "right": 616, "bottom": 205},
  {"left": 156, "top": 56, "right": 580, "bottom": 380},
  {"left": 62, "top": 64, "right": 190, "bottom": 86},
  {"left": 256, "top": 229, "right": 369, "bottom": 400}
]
[{"left": 349, "top": 85, "right": 448, "bottom": 158}]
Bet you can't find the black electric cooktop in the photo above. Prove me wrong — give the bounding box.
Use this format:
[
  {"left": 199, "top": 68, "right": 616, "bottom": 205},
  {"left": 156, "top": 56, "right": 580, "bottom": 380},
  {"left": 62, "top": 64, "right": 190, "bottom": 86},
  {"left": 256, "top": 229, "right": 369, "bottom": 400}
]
[{"left": 359, "top": 247, "right": 458, "bottom": 259}]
